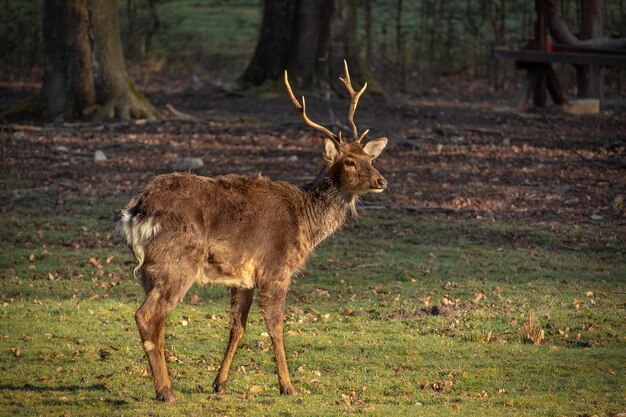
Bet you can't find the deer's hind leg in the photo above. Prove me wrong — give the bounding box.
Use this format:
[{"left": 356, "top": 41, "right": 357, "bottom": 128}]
[
  {"left": 213, "top": 287, "right": 255, "bottom": 393},
  {"left": 135, "top": 267, "right": 194, "bottom": 402}
]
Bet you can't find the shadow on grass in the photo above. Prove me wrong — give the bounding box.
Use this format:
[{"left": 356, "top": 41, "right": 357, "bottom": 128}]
[
  {"left": 0, "top": 383, "right": 130, "bottom": 407},
  {"left": 0, "top": 383, "right": 108, "bottom": 392}
]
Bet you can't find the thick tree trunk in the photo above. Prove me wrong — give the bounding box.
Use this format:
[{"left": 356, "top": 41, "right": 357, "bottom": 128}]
[
  {"left": 3, "top": 0, "right": 155, "bottom": 122},
  {"left": 91, "top": 0, "right": 155, "bottom": 120},
  {"left": 328, "top": 0, "right": 370, "bottom": 92},
  {"left": 292, "top": 0, "right": 334, "bottom": 89},
  {"left": 41, "top": 0, "right": 94, "bottom": 119},
  {"left": 240, "top": 0, "right": 372, "bottom": 94},
  {"left": 239, "top": 0, "right": 298, "bottom": 86}
]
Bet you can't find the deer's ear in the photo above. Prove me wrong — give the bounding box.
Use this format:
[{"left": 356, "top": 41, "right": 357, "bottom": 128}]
[
  {"left": 323, "top": 138, "right": 338, "bottom": 163},
  {"left": 363, "top": 137, "right": 388, "bottom": 160}
]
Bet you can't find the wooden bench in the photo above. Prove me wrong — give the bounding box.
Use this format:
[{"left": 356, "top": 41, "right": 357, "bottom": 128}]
[{"left": 493, "top": 46, "right": 626, "bottom": 112}]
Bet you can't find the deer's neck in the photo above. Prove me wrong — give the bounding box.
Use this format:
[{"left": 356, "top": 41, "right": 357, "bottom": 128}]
[{"left": 301, "top": 168, "right": 355, "bottom": 248}]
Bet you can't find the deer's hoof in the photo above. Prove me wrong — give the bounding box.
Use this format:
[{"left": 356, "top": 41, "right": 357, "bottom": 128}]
[
  {"left": 156, "top": 388, "right": 176, "bottom": 403},
  {"left": 280, "top": 385, "right": 297, "bottom": 396}
]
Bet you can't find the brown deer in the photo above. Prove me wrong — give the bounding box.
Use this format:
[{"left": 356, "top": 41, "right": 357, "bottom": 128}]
[{"left": 116, "top": 61, "right": 388, "bottom": 402}]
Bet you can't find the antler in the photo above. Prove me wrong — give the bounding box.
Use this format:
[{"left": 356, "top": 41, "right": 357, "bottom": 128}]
[
  {"left": 338, "top": 60, "right": 369, "bottom": 143},
  {"left": 284, "top": 71, "right": 341, "bottom": 144}
]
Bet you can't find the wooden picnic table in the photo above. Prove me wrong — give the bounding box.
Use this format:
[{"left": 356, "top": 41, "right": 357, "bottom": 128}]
[{"left": 493, "top": 46, "right": 626, "bottom": 112}]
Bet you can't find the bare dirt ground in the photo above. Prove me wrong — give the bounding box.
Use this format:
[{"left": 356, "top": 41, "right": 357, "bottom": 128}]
[{"left": 1, "top": 76, "right": 625, "bottom": 249}]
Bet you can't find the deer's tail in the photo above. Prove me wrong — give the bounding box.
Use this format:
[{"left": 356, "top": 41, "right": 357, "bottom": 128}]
[{"left": 115, "top": 198, "right": 161, "bottom": 279}]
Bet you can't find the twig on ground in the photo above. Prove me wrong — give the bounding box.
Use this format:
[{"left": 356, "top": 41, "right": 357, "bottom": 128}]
[
  {"left": 464, "top": 126, "right": 504, "bottom": 136},
  {"left": 165, "top": 103, "right": 198, "bottom": 121}
]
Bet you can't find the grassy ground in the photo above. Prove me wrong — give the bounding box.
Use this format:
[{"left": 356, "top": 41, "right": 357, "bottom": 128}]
[{"left": 1, "top": 185, "right": 624, "bottom": 417}]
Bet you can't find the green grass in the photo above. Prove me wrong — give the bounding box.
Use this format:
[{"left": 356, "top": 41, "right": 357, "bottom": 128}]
[{"left": 1, "top": 185, "right": 625, "bottom": 416}]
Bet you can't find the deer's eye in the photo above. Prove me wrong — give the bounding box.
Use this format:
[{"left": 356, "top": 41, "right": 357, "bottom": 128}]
[{"left": 344, "top": 159, "right": 356, "bottom": 168}]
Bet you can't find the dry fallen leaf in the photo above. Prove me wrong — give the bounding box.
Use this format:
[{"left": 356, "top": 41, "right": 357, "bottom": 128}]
[
  {"left": 442, "top": 295, "right": 455, "bottom": 305},
  {"left": 249, "top": 385, "right": 263, "bottom": 394},
  {"left": 89, "top": 257, "right": 104, "bottom": 272},
  {"left": 315, "top": 288, "right": 330, "bottom": 298},
  {"left": 473, "top": 291, "right": 486, "bottom": 302}
]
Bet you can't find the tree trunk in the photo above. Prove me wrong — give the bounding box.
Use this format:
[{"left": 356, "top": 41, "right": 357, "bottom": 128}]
[
  {"left": 239, "top": 0, "right": 298, "bottom": 87},
  {"left": 3, "top": 0, "right": 155, "bottom": 122},
  {"left": 144, "top": 0, "right": 161, "bottom": 56},
  {"left": 466, "top": 0, "right": 481, "bottom": 77},
  {"left": 577, "top": 0, "right": 604, "bottom": 100},
  {"left": 91, "top": 0, "right": 155, "bottom": 120},
  {"left": 395, "top": 0, "right": 405, "bottom": 90},
  {"left": 547, "top": 0, "right": 623, "bottom": 99},
  {"left": 41, "top": 0, "right": 95, "bottom": 119},
  {"left": 548, "top": 3, "right": 626, "bottom": 48},
  {"left": 328, "top": 0, "right": 370, "bottom": 92},
  {"left": 240, "top": 0, "right": 372, "bottom": 94},
  {"left": 490, "top": 0, "right": 506, "bottom": 91}
]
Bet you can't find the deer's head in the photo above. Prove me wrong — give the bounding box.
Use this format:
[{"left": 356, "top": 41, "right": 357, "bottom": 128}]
[{"left": 284, "top": 61, "right": 388, "bottom": 197}]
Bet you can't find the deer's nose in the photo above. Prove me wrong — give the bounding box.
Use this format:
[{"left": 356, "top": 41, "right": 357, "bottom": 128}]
[{"left": 376, "top": 177, "right": 387, "bottom": 189}]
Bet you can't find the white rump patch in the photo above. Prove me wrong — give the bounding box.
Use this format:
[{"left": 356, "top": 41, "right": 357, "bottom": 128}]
[{"left": 116, "top": 210, "right": 161, "bottom": 279}]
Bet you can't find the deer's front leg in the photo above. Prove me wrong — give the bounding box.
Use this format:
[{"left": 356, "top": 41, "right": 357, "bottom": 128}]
[
  {"left": 259, "top": 285, "right": 295, "bottom": 395},
  {"left": 213, "top": 287, "right": 255, "bottom": 394}
]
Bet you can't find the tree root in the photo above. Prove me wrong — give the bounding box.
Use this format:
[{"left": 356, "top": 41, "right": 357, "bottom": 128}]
[{"left": 94, "top": 81, "right": 157, "bottom": 121}]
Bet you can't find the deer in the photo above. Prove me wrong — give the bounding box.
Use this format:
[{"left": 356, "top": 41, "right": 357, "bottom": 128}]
[{"left": 116, "top": 60, "right": 388, "bottom": 403}]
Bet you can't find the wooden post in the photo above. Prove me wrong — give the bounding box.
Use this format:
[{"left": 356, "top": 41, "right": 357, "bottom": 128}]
[{"left": 577, "top": 0, "right": 605, "bottom": 101}]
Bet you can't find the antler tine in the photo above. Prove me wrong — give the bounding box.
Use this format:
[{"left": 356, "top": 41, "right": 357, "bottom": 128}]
[
  {"left": 338, "top": 59, "right": 367, "bottom": 142},
  {"left": 284, "top": 71, "right": 340, "bottom": 144},
  {"left": 357, "top": 129, "right": 370, "bottom": 143}
]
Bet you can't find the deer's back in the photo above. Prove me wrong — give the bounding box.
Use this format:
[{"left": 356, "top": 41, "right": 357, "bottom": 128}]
[{"left": 126, "top": 172, "right": 309, "bottom": 289}]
